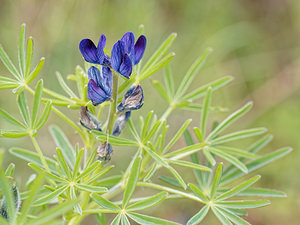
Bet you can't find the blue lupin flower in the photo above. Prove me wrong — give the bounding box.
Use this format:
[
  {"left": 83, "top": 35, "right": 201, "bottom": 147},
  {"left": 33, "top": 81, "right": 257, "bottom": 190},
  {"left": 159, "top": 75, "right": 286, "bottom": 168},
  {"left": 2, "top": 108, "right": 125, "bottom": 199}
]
[
  {"left": 111, "top": 32, "right": 146, "bottom": 79},
  {"left": 79, "top": 34, "right": 110, "bottom": 66},
  {"left": 117, "top": 85, "right": 144, "bottom": 112},
  {"left": 87, "top": 66, "right": 113, "bottom": 106},
  {"left": 112, "top": 111, "right": 131, "bottom": 136}
]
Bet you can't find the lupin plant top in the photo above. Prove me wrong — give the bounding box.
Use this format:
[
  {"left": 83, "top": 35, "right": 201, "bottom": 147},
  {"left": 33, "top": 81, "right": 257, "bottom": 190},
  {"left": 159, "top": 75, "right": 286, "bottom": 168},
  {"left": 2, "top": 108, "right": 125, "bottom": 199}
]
[{"left": 0, "top": 24, "right": 292, "bottom": 225}]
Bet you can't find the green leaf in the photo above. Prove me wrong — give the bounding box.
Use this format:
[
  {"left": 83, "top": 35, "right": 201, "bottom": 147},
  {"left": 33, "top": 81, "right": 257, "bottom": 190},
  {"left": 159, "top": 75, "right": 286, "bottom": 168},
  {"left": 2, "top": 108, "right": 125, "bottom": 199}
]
[
  {"left": 121, "top": 214, "right": 130, "bottom": 225},
  {"left": 4, "top": 163, "right": 15, "bottom": 177},
  {"left": 176, "top": 48, "right": 213, "bottom": 98},
  {"left": 123, "top": 156, "right": 142, "bottom": 207},
  {"left": 111, "top": 214, "right": 121, "bottom": 225},
  {"left": 31, "top": 80, "right": 43, "bottom": 128},
  {"left": 151, "top": 80, "right": 171, "bottom": 102},
  {"left": 29, "top": 200, "right": 75, "bottom": 225},
  {"left": 0, "top": 45, "right": 21, "bottom": 80},
  {"left": 212, "top": 146, "right": 257, "bottom": 159},
  {"left": 76, "top": 184, "right": 107, "bottom": 193},
  {"left": 93, "top": 130, "right": 138, "bottom": 147},
  {"left": 9, "top": 148, "right": 58, "bottom": 174},
  {"left": 26, "top": 57, "right": 45, "bottom": 84},
  {"left": 238, "top": 188, "right": 286, "bottom": 197},
  {"left": 0, "top": 169, "right": 16, "bottom": 223},
  {"left": 34, "top": 184, "right": 68, "bottom": 206},
  {"left": 181, "top": 104, "right": 228, "bottom": 113},
  {"left": 17, "top": 92, "right": 31, "bottom": 126},
  {"left": 18, "top": 24, "right": 26, "bottom": 77},
  {"left": 159, "top": 175, "right": 181, "bottom": 188},
  {"left": 139, "top": 52, "right": 175, "bottom": 81},
  {"left": 56, "top": 72, "right": 78, "bottom": 98},
  {"left": 168, "top": 166, "right": 187, "bottom": 189},
  {"left": 50, "top": 125, "right": 75, "bottom": 169},
  {"left": 187, "top": 205, "right": 210, "bottom": 225},
  {"left": 90, "top": 193, "right": 120, "bottom": 211},
  {"left": 25, "top": 37, "right": 33, "bottom": 78},
  {"left": 127, "top": 192, "right": 168, "bottom": 211},
  {"left": 165, "top": 143, "right": 206, "bottom": 159},
  {"left": 87, "top": 165, "right": 115, "bottom": 185},
  {"left": 35, "top": 100, "right": 52, "bottom": 130},
  {"left": 76, "top": 161, "right": 100, "bottom": 181},
  {"left": 188, "top": 183, "right": 208, "bottom": 202},
  {"left": 211, "top": 207, "right": 232, "bottom": 225},
  {"left": 182, "top": 76, "right": 233, "bottom": 101},
  {"left": 18, "top": 173, "right": 44, "bottom": 224},
  {"left": 144, "top": 146, "right": 168, "bottom": 167},
  {"left": 72, "top": 148, "right": 84, "bottom": 179},
  {"left": 141, "top": 111, "right": 154, "bottom": 140},
  {"left": 203, "top": 148, "right": 216, "bottom": 166},
  {"left": 70, "top": 186, "right": 82, "bottom": 215},
  {"left": 216, "top": 207, "right": 250, "bottom": 225},
  {"left": 145, "top": 120, "right": 162, "bottom": 141},
  {"left": 216, "top": 175, "right": 261, "bottom": 201},
  {"left": 206, "top": 102, "right": 253, "bottom": 141},
  {"left": 164, "top": 63, "right": 175, "bottom": 97},
  {"left": 0, "top": 130, "right": 28, "bottom": 138},
  {"left": 0, "top": 109, "right": 26, "bottom": 128},
  {"left": 210, "top": 163, "right": 223, "bottom": 199},
  {"left": 200, "top": 87, "right": 212, "bottom": 138},
  {"left": 142, "top": 33, "right": 177, "bottom": 73},
  {"left": 162, "top": 119, "right": 192, "bottom": 154},
  {"left": 209, "top": 148, "right": 248, "bottom": 173},
  {"left": 56, "top": 148, "right": 72, "bottom": 179},
  {"left": 127, "top": 212, "right": 180, "bottom": 225},
  {"left": 216, "top": 200, "right": 270, "bottom": 209},
  {"left": 221, "top": 147, "right": 292, "bottom": 185},
  {"left": 211, "top": 128, "right": 267, "bottom": 145},
  {"left": 167, "top": 159, "right": 211, "bottom": 172},
  {"left": 28, "top": 163, "right": 65, "bottom": 182}
]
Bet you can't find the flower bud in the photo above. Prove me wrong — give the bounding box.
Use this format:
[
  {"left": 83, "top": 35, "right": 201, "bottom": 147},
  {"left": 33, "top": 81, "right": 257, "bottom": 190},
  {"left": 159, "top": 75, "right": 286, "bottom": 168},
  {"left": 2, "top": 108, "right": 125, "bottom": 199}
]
[
  {"left": 117, "top": 85, "right": 144, "bottom": 112},
  {"left": 112, "top": 111, "right": 131, "bottom": 136},
  {"left": 97, "top": 142, "right": 113, "bottom": 161},
  {"left": 79, "top": 106, "right": 102, "bottom": 131}
]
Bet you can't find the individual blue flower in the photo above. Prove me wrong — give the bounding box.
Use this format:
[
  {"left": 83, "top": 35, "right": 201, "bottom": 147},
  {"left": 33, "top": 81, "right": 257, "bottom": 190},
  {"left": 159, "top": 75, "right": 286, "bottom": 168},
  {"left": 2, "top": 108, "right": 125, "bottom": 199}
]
[
  {"left": 87, "top": 66, "right": 112, "bottom": 106},
  {"left": 79, "top": 34, "right": 110, "bottom": 66},
  {"left": 112, "top": 111, "right": 131, "bottom": 136},
  {"left": 117, "top": 85, "right": 144, "bottom": 112},
  {"left": 111, "top": 32, "right": 146, "bottom": 79}
]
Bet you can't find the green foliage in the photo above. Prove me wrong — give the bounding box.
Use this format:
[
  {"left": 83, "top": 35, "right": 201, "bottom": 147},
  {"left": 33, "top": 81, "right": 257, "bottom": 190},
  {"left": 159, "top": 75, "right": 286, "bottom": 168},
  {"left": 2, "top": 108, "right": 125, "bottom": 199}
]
[{"left": 0, "top": 24, "right": 291, "bottom": 225}]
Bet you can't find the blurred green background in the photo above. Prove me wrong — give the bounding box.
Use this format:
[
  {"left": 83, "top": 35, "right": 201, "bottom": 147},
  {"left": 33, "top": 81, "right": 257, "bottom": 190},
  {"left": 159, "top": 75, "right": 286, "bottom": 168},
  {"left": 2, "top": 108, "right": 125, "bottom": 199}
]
[{"left": 0, "top": 0, "right": 299, "bottom": 224}]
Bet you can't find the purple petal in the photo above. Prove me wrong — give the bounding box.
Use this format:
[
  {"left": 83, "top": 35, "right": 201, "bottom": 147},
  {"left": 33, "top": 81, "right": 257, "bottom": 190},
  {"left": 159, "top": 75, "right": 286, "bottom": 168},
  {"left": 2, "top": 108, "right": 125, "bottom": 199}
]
[
  {"left": 101, "top": 67, "right": 113, "bottom": 95},
  {"left": 121, "top": 32, "right": 135, "bottom": 54},
  {"left": 88, "top": 66, "right": 101, "bottom": 86},
  {"left": 119, "top": 54, "right": 132, "bottom": 79},
  {"left": 79, "top": 39, "right": 99, "bottom": 64},
  {"left": 111, "top": 41, "right": 124, "bottom": 71},
  {"left": 134, "top": 35, "right": 147, "bottom": 65},
  {"left": 96, "top": 34, "right": 106, "bottom": 64},
  {"left": 87, "top": 79, "right": 109, "bottom": 106}
]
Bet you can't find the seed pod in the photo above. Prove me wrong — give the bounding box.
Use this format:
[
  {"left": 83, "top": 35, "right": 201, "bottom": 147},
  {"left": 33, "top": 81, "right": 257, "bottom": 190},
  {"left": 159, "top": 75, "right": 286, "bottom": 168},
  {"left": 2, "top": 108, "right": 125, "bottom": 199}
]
[
  {"left": 112, "top": 111, "right": 131, "bottom": 136},
  {"left": 79, "top": 106, "right": 102, "bottom": 131},
  {"left": 117, "top": 85, "right": 144, "bottom": 112},
  {"left": 97, "top": 142, "right": 113, "bottom": 162},
  {"left": 0, "top": 184, "right": 20, "bottom": 221}
]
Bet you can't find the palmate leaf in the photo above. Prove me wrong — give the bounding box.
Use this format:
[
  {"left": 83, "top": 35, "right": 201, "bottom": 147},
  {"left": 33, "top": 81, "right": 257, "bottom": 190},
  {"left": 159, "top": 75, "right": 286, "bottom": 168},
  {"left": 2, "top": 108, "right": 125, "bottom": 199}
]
[
  {"left": 34, "top": 184, "right": 68, "bottom": 206},
  {"left": 0, "top": 109, "right": 26, "bottom": 129},
  {"left": 90, "top": 193, "right": 120, "bottom": 212},
  {"left": 92, "top": 130, "right": 138, "bottom": 147}
]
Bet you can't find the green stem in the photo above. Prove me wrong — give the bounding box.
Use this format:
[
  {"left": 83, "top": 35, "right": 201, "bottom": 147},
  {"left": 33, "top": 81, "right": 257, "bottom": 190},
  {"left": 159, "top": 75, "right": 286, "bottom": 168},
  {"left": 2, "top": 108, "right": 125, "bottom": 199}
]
[
  {"left": 106, "top": 71, "right": 119, "bottom": 134},
  {"left": 160, "top": 104, "right": 175, "bottom": 121},
  {"left": 30, "top": 136, "right": 50, "bottom": 173}
]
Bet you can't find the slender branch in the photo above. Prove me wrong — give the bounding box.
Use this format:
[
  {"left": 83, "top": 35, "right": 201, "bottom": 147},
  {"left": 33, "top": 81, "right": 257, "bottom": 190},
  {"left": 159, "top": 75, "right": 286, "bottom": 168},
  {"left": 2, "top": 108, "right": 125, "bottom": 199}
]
[{"left": 30, "top": 136, "right": 50, "bottom": 173}]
